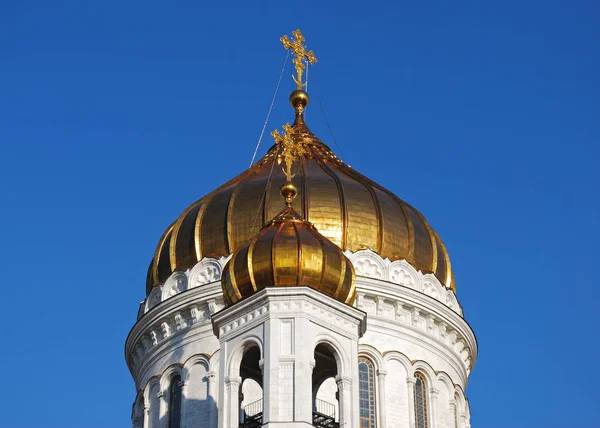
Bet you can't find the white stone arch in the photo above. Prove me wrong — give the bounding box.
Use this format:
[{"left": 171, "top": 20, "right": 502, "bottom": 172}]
[
  {"left": 132, "top": 390, "right": 145, "bottom": 428},
  {"left": 358, "top": 344, "right": 384, "bottom": 371},
  {"left": 388, "top": 259, "right": 419, "bottom": 289},
  {"left": 311, "top": 333, "right": 349, "bottom": 377},
  {"left": 453, "top": 385, "right": 466, "bottom": 411},
  {"left": 382, "top": 351, "right": 412, "bottom": 428},
  {"left": 356, "top": 345, "right": 381, "bottom": 428},
  {"left": 182, "top": 354, "right": 211, "bottom": 428},
  {"left": 160, "top": 364, "right": 183, "bottom": 395},
  {"left": 436, "top": 371, "right": 456, "bottom": 428},
  {"left": 188, "top": 258, "right": 222, "bottom": 289},
  {"left": 162, "top": 271, "right": 188, "bottom": 301},
  {"left": 421, "top": 273, "right": 444, "bottom": 301},
  {"left": 382, "top": 350, "right": 412, "bottom": 376},
  {"left": 182, "top": 354, "right": 210, "bottom": 380},
  {"left": 445, "top": 290, "right": 461, "bottom": 313},
  {"left": 411, "top": 361, "right": 437, "bottom": 428},
  {"left": 143, "top": 377, "right": 160, "bottom": 428},
  {"left": 452, "top": 386, "right": 467, "bottom": 428},
  {"left": 145, "top": 287, "right": 163, "bottom": 313},
  {"left": 209, "top": 349, "right": 220, "bottom": 374},
  {"left": 411, "top": 360, "right": 437, "bottom": 384},
  {"left": 159, "top": 365, "right": 184, "bottom": 427},
  {"left": 227, "top": 337, "right": 263, "bottom": 378},
  {"left": 436, "top": 371, "right": 456, "bottom": 398},
  {"left": 349, "top": 249, "right": 388, "bottom": 279},
  {"left": 464, "top": 397, "right": 472, "bottom": 426}
]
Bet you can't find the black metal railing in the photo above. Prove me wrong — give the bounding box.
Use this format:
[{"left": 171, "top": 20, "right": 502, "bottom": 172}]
[
  {"left": 239, "top": 398, "right": 339, "bottom": 428},
  {"left": 313, "top": 399, "right": 338, "bottom": 428},
  {"left": 240, "top": 399, "right": 263, "bottom": 428}
]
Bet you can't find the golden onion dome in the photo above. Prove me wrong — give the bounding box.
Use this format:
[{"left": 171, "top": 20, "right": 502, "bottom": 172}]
[
  {"left": 221, "top": 202, "right": 356, "bottom": 306},
  {"left": 147, "top": 109, "right": 455, "bottom": 295}
]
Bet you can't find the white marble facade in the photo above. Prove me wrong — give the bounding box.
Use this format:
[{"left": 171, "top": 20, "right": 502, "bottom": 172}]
[{"left": 126, "top": 252, "right": 476, "bottom": 428}]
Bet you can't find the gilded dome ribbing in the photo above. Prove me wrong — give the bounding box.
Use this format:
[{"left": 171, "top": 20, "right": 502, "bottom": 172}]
[
  {"left": 147, "top": 118, "right": 454, "bottom": 295},
  {"left": 221, "top": 204, "right": 356, "bottom": 306}
]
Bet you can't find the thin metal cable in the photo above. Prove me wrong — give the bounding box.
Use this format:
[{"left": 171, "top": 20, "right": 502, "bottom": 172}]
[
  {"left": 252, "top": 157, "right": 277, "bottom": 230},
  {"left": 305, "top": 61, "right": 309, "bottom": 120},
  {"left": 249, "top": 51, "right": 290, "bottom": 167},
  {"left": 320, "top": 101, "right": 348, "bottom": 161}
]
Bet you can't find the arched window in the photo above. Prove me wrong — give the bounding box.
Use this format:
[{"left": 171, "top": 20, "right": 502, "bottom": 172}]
[
  {"left": 414, "top": 372, "right": 429, "bottom": 428},
  {"left": 168, "top": 375, "right": 182, "bottom": 428},
  {"left": 358, "top": 357, "right": 376, "bottom": 427}
]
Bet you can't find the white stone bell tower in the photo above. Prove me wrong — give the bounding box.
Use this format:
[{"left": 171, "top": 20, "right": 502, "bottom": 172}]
[
  {"left": 125, "top": 28, "right": 477, "bottom": 428},
  {"left": 212, "top": 287, "right": 366, "bottom": 428}
]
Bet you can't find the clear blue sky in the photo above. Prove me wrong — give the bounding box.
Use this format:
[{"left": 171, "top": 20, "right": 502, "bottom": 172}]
[{"left": 1, "top": 1, "right": 598, "bottom": 427}]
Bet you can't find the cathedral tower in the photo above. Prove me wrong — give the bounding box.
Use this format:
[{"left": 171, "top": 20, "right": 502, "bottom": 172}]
[{"left": 125, "top": 29, "right": 476, "bottom": 428}]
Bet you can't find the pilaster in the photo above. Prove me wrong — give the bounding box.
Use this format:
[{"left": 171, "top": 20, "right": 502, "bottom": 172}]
[
  {"left": 335, "top": 376, "right": 352, "bottom": 427},
  {"left": 178, "top": 381, "right": 189, "bottom": 427},
  {"left": 430, "top": 387, "right": 439, "bottom": 428},
  {"left": 224, "top": 376, "right": 241, "bottom": 428},
  {"left": 206, "top": 371, "right": 218, "bottom": 428},
  {"left": 376, "top": 370, "right": 387, "bottom": 428},
  {"left": 157, "top": 391, "right": 167, "bottom": 428},
  {"left": 407, "top": 377, "right": 416, "bottom": 428}
]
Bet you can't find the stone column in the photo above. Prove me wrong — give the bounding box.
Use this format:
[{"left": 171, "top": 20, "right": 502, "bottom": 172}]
[
  {"left": 157, "top": 391, "right": 168, "bottom": 428},
  {"left": 178, "top": 381, "right": 189, "bottom": 428},
  {"left": 309, "top": 358, "right": 317, "bottom": 415},
  {"left": 206, "top": 371, "right": 218, "bottom": 428},
  {"left": 336, "top": 376, "right": 352, "bottom": 427},
  {"left": 449, "top": 400, "right": 458, "bottom": 428},
  {"left": 430, "top": 387, "right": 439, "bottom": 428},
  {"left": 143, "top": 406, "right": 150, "bottom": 428},
  {"left": 459, "top": 413, "right": 468, "bottom": 428},
  {"left": 406, "top": 377, "right": 416, "bottom": 428},
  {"left": 376, "top": 370, "right": 387, "bottom": 428},
  {"left": 224, "top": 376, "right": 242, "bottom": 428}
]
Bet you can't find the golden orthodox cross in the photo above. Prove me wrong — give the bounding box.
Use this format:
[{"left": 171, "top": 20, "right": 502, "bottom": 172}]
[
  {"left": 271, "top": 122, "right": 306, "bottom": 180},
  {"left": 280, "top": 29, "right": 318, "bottom": 89}
]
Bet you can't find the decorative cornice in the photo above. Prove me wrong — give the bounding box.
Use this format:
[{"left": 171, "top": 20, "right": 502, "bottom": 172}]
[
  {"left": 125, "top": 281, "right": 224, "bottom": 378},
  {"left": 127, "top": 258, "right": 475, "bottom": 380},
  {"left": 353, "top": 276, "right": 476, "bottom": 376},
  {"left": 211, "top": 287, "right": 367, "bottom": 341},
  {"left": 345, "top": 250, "right": 461, "bottom": 314},
  {"left": 140, "top": 250, "right": 462, "bottom": 318}
]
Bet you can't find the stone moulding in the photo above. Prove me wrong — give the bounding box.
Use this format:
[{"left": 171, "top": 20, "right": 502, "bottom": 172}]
[
  {"left": 127, "top": 279, "right": 474, "bottom": 381},
  {"left": 142, "top": 250, "right": 462, "bottom": 317}
]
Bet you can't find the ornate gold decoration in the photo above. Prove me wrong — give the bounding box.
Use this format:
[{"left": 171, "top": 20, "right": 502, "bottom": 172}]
[
  {"left": 270, "top": 122, "right": 306, "bottom": 181},
  {"left": 148, "top": 123, "right": 455, "bottom": 296},
  {"left": 280, "top": 29, "right": 317, "bottom": 89}
]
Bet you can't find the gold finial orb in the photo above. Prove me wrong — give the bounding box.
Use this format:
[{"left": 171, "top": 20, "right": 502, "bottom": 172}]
[
  {"left": 280, "top": 181, "right": 298, "bottom": 206},
  {"left": 290, "top": 89, "right": 309, "bottom": 111}
]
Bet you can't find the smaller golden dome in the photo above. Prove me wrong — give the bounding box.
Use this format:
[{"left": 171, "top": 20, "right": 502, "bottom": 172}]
[{"left": 221, "top": 203, "right": 356, "bottom": 306}]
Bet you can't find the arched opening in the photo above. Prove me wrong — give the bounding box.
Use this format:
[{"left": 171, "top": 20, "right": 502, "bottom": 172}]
[
  {"left": 313, "top": 343, "right": 340, "bottom": 427},
  {"left": 414, "top": 372, "right": 429, "bottom": 428},
  {"left": 168, "top": 374, "right": 182, "bottom": 428},
  {"left": 239, "top": 345, "right": 263, "bottom": 428},
  {"left": 358, "top": 357, "right": 376, "bottom": 428}
]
